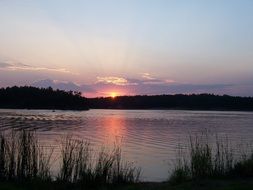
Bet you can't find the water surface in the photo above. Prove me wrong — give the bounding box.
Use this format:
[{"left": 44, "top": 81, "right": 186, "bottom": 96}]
[{"left": 0, "top": 109, "right": 253, "bottom": 181}]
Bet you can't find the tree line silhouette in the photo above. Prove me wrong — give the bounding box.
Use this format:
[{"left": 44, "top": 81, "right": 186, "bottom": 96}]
[
  {"left": 0, "top": 86, "right": 88, "bottom": 110},
  {"left": 0, "top": 86, "right": 253, "bottom": 111},
  {"left": 88, "top": 94, "right": 253, "bottom": 111}
]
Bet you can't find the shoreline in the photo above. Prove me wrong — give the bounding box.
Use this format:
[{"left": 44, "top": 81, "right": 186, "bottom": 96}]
[
  {"left": 1, "top": 178, "right": 253, "bottom": 190},
  {"left": 1, "top": 107, "right": 253, "bottom": 112}
]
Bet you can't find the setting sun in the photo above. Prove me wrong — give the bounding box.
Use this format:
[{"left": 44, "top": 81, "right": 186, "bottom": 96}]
[{"left": 110, "top": 92, "right": 117, "bottom": 98}]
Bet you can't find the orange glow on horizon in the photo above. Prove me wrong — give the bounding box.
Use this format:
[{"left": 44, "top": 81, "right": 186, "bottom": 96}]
[
  {"left": 84, "top": 89, "right": 129, "bottom": 98},
  {"left": 110, "top": 92, "right": 118, "bottom": 98},
  {"left": 103, "top": 90, "right": 126, "bottom": 98}
]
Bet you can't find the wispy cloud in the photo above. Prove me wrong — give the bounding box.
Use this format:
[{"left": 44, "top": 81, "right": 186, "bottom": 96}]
[
  {"left": 141, "top": 72, "right": 155, "bottom": 80},
  {"left": 140, "top": 72, "right": 175, "bottom": 85},
  {"left": 142, "top": 80, "right": 175, "bottom": 85},
  {"left": 96, "top": 76, "right": 138, "bottom": 86},
  {"left": 0, "top": 62, "right": 12, "bottom": 68},
  {"left": 95, "top": 74, "right": 175, "bottom": 87},
  {"left": 0, "top": 61, "right": 78, "bottom": 75},
  {"left": 30, "top": 78, "right": 250, "bottom": 97},
  {"left": 32, "top": 79, "right": 95, "bottom": 93}
]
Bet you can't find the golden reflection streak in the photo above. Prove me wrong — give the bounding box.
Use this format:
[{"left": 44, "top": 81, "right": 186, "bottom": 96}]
[{"left": 102, "top": 115, "right": 126, "bottom": 145}]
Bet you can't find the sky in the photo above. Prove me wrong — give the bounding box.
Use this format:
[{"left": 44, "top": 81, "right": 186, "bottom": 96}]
[{"left": 0, "top": 0, "right": 253, "bottom": 97}]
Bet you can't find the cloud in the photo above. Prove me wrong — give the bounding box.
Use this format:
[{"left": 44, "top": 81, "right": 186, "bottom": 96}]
[
  {"left": 0, "top": 61, "right": 78, "bottom": 75},
  {"left": 140, "top": 72, "right": 175, "bottom": 85},
  {"left": 0, "top": 62, "right": 12, "bottom": 68},
  {"left": 141, "top": 73, "right": 155, "bottom": 80},
  {"left": 165, "top": 79, "right": 176, "bottom": 83},
  {"left": 96, "top": 74, "right": 175, "bottom": 87},
  {"left": 93, "top": 75, "right": 233, "bottom": 96},
  {"left": 32, "top": 79, "right": 95, "bottom": 93},
  {"left": 96, "top": 76, "right": 138, "bottom": 86},
  {"left": 94, "top": 75, "right": 234, "bottom": 96},
  {"left": 27, "top": 78, "right": 253, "bottom": 97},
  {"left": 142, "top": 79, "right": 175, "bottom": 85}
]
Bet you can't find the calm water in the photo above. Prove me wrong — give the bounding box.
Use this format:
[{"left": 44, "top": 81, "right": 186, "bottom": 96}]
[{"left": 0, "top": 109, "right": 253, "bottom": 181}]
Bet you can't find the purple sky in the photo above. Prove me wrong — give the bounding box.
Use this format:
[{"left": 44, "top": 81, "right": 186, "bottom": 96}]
[{"left": 1, "top": 0, "right": 253, "bottom": 97}]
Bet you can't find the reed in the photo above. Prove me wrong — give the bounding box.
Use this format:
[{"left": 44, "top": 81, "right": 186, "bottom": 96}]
[
  {"left": 0, "top": 130, "right": 141, "bottom": 187},
  {"left": 0, "top": 130, "right": 52, "bottom": 182},
  {"left": 0, "top": 129, "right": 252, "bottom": 189},
  {"left": 58, "top": 137, "right": 93, "bottom": 183},
  {"left": 110, "top": 145, "right": 141, "bottom": 184},
  {"left": 58, "top": 137, "right": 141, "bottom": 186},
  {"left": 169, "top": 132, "right": 253, "bottom": 184}
]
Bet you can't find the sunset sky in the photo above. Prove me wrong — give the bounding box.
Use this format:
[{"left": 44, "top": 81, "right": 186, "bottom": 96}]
[{"left": 0, "top": 0, "right": 253, "bottom": 97}]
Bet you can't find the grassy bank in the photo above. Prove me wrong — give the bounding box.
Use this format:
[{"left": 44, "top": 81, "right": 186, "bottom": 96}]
[
  {"left": 0, "top": 130, "right": 140, "bottom": 188},
  {"left": 0, "top": 179, "right": 253, "bottom": 190},
  {"left": 0, "top": 130, "right": 252, "bottom": 190},
  {"left": 169, "top": 132, "right": 253, "bottom": 184}
]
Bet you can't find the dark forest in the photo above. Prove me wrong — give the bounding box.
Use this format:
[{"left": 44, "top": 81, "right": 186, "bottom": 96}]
[{"left": 1, "top": 86, "right": 253, "bottom": 111}]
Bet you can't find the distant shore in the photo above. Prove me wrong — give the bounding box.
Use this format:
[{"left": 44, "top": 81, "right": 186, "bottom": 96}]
[
  {"left": 87, "top": 94, "right": 253, "bottom": 111},
  {"left": 1, "top": 86, "right": 253, "bottom": 111}
]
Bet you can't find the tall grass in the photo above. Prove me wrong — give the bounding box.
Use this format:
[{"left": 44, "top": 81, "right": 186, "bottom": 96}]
[
  {"left": 3, "top": 129, "right": 252, "bottom": 187},
  {"left": 58, "top": 137, "right": 141, "bottom": 185},
  {"left": 58, "top": 137, "right": 92, "bottom": 183},
  {"left": 0, "top": 130, "right": 52, "bottom": 181},
  {"left": 169, "top": 132, "right": 253, "bottom": 184},
  {"left": 111, "top": 146, "right": 141, "bottom": 184},
  {"left": 0, "top": 130, "right": 141, "bottom": 186}
]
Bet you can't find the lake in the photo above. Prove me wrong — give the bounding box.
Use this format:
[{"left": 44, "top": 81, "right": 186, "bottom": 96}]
[{"left": 0, "top": 109, "right": 253, "bottom": 181}]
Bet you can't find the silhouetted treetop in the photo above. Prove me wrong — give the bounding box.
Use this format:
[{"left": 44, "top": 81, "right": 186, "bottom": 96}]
[
  {"left": 1, "top": 87, "right": 253, "bottom": 111},
  {"left": 0, "top": 86, "right": 88, "bottom": 110},
  {"left": 87, "top": 94, "right": 253, "bottom": 111}
]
